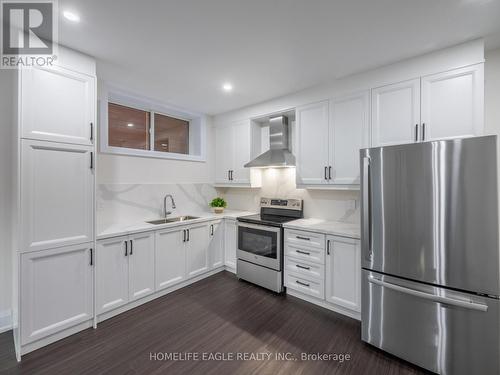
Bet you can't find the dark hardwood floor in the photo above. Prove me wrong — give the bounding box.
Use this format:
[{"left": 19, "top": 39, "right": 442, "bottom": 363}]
[{"left": 0, "top": 271, "right": 429, "bottom": 375}]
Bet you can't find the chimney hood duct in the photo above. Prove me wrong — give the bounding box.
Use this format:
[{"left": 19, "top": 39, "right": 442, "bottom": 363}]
[{"left": 244, "top": 116, "right": 296, "bottom": 168}]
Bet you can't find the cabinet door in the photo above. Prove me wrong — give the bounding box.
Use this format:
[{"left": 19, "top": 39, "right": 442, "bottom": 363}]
[
  {"left": 208, "top": 221, "right": 224, "bottom": 268},
  {"left": 224, "top": 220, "right": 237, "bottom": 270},
  {"left": 296, "top": 101, "right": 330, "bottom": 186},
  {"left": 421, "top": 64, "right": 484, "bottom": 141},
  {"left": 231, "top": 120, "right": 251, "bottom": 184},
  {"left": 372, "top": 79, "right": 420, "bottom": 147},
  {"left": 96, "top": 236, "right": 129, "bottom": 314},
  {"left": 215, "top": 125, "right": 234, "bottom": 184},
  {"left": 128, "top": 232, "right": 155, "bottom": 301},
  {"left": 330, "top": 91, "right": 370, "bottom": 185},
  {"left": 21, "top": 139, "right": 94, "bottom": 252},
  {"left": 21, "top": 244, "right": 93, "bottom": 345},
  {"left": 186, "top": 224, "right": 210, "bottom": 278},
  {"left": 20, "top": 66, "right": 95, "bottom": 145},
  {"left": 325, "top": 236, "right": 361, "bottom": 312},
  {"left": 155, "top": 228, "right": 185, "bottom": 290}
]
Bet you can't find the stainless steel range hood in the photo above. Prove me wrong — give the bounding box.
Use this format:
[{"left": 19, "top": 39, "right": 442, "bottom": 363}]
[{"left": 244, "top": 115, "right": 295, "bottom": 168}]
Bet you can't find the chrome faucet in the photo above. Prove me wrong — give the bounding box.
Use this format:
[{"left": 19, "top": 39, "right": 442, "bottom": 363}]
[{"left": 163, "top": 194, "right": 176, "bottom": 218}]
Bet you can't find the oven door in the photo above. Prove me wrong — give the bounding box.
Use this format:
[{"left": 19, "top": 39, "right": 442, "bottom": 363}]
[{"left": 237, "top": 222, "right": 281, "bottom": 271}]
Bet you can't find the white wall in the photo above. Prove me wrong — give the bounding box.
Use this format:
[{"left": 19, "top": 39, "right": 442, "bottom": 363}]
[
  {"left": 0, "top": 69, "right": 13, "bottom": 331},
  {"left": 485, "top": 48, "right": 500, "bottom": 135},
  {"left": 96, "top": 63, "right": 215, "bottom": 185}
]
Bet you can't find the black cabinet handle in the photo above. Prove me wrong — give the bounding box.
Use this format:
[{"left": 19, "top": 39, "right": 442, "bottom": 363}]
[
  {"left": 183, "top": 229, "right": 186, "bottom": 242},
  {"left": 296, "top": 236, "right": 310, "bottom": 241},
  {"left": 210, "top": 224, "right": 214, "bottom": 236},
  {"left": 421, "top": 123, "right": 426, "bottom": 141},
  {"left": 414, "top": 124, "right": 418, "bottom": 142},
  {"left": 187, "top": 229, "right": 190, "bottom": 242},
  {"left": 324, "top": 166, "right": 328, "bottom": 180},
  {"left": 328, "top": 166, "right": 332, "bottom": 180},
  {"left": 230, "top": 170, "right": 234, "bottom": 181},
  {"left": 90, "top": 152, "right": 94, "bottom": 170},
  {"left": 296, "top": 264, "right": 310, "bottom": 270},
  {"left": 296, "top": 280, "right": 310, "bottom": 287},
  {"left": 228, "top": 170, "right": 230, "bottom": 181},
  {"left": 327, "top": 240, "right": 331, "bottom": 255},
  {"left": 124, "top": 241, "right": 128, "bottom": 256},
  {"left": 90, "top": 248, "right": 93, "bottom": 266},
  {"left": 90, "top": 122, "right": 94, "bottom": 141},
  {"left": 129, "top": 240, "right": 133, "bottom": 255},
  {"left": 296, "top": 250, "right": 310, "bottom": 255}
]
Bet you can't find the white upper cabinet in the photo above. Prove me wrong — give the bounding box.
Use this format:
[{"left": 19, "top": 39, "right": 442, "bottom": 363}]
[
  {"left": 186, "top": 224, "right": 210, "bottom": 278},
  {"left": 21, "top": 244, "right": 94, "bottom": 345},
  {"left": 214, "top": 120, "right": 261, "bottom": 187},
  {"left": 421, "top": 64, "right": 484, "bottom": 141},
  {"left": 330, "top": 91, "right": 370, "bottom": 185},
  {"left": 21, "top": 139, "right": 94, "bottom": 253},
  {"left": 128, "top": 232, "right": 155, "bottom": 302},
  {"left": 20, "top": 66, "right": 95, "bottom": 145},
  {"left": 325, "top": 236, "right": 361, "bottom": 312},
  {"left": 208, "top": 221, "right": 224, "bottom": 269},
  {"left": 296, "top": 101, "right": 330, "bottom": 186},
  {"left": 372, "top": 78, "right": 421, "bottom": 147},
  {"left": 96, "top": 236, "right": 129, "bottom": 314},
  {"left": 155, "top": 228, "right": 186, "bottom": 291}
]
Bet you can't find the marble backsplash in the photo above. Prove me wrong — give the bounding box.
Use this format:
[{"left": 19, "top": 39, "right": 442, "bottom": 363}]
[
  {"left": 97, "top": 169, "right": 360, "bottom": 230},
  {"left": 215, "top": 168, "right": 360, "bottom": 223},
  {"left": 97, "top": 183, "right": 220, "bottom": 229}
]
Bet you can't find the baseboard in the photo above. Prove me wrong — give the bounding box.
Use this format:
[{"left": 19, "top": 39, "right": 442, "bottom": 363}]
[
  {"left": 286, "top": 289, "right": 361, "bottom": 321},
  {"left": 97, "top": 267, "right": 226, "bottom": 323},
  {"left": 20, "top": 320, "right": 93, "bottom": 357},
  {"left": 0, "top": 310, "right": 12, "bottom": 334},
  {"left": 224, "top": 265, "right": 236, "bottom": 274}
]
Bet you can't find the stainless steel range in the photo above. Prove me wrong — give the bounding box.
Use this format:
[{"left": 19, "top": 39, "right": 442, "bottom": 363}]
[{"left": 237, "top": 198, "right": 303, "bottom": 293}]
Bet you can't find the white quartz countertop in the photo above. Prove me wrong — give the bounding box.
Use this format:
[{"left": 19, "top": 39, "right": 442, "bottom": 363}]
[
  {"left": 283, "top": 218, "right": 360, "bottom": 239},
  {"left": 97, "top": 210, "right": 256, "bottom": 240}
]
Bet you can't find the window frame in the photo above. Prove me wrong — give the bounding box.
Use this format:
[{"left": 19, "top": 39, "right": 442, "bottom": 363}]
[{"left": 99, "top": 83, "right": 206, "bottom": 162}]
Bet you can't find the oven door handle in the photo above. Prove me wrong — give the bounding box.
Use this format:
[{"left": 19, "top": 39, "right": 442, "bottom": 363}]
[{"left": 237, "top": 222, "right": 282, "bottom": 234}]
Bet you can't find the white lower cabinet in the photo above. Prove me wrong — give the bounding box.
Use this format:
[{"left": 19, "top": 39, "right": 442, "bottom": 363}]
[
  {"left": 284, "top": 229, "right": 361, "bottom": 319},
  {"left": 96, "top": 232, "right": 155, "bottom": 314},
  {"left": 20, "top": 244, "right": 94, "bottom": 345},
  {"left": 186, "top": 224, "right": 210, "bottom": 278},
  {"left": 128, "top": 232, "right": 155, "bottom": 301},
  {"left": 325, "top": 235, "right": 361, "bottom": 312},
  {"left": 155, "top": 227, "right": 186, "bottom": 290},
  {"left": 224, "top": 219, "right": 237, "bottom": 270},
  {"left": 208, "top": 221, "right": 224, "bottom": 268}
]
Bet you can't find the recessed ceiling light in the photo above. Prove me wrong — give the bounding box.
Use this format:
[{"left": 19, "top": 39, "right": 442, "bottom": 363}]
[
  {"left": 222, "top": 83, "right": 233, "bottom": 92},
  {"left": 127, "top": 123, "right": 134, "bottom": 127},
  {"left": 63, "top": 11, "right": 80, "bottom": 22}
]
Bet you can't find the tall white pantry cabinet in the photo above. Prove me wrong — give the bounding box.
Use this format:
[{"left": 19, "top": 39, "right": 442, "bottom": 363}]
[{"left": 11, "top": 47, "right": 97, "bottom": 360}]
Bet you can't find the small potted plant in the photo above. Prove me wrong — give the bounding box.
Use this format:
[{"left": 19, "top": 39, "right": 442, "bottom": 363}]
[{"left": 210, "top": 197, "right": 227, "bottom": 214}]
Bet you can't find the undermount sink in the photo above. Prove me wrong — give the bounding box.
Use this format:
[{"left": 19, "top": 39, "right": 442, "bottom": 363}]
[{"left": 146, "top": 216, "right": 200, "bottom": 225}]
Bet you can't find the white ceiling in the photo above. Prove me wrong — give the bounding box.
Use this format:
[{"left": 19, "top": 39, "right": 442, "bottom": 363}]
[{"left": 58, "top": 0, "right": 500, "bottom": 115}]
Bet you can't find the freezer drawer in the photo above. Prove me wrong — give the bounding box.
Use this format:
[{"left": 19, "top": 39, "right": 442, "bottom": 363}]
[{"left": 362, "top": 270, "right": 500, "bottom": 375}]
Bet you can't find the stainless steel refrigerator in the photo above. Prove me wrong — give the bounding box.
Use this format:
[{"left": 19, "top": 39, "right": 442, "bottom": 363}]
[{"left": 360, "top": 136, "right": 500, "bottom": 375}]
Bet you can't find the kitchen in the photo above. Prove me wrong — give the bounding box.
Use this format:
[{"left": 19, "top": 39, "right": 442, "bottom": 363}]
[{"left": 1, "top": 1, "right": 500, "bottom": 374}]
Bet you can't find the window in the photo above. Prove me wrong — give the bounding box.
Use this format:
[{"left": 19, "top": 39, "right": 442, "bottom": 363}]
[
  {"left": 100, "top": 86, "right": 206, "bottom": 161},
  {"left": 108, "top": 103, "right": 150, "bottom": 150},
  {"left": 154, "top": 113, "right": 189, "bottom": 154}
]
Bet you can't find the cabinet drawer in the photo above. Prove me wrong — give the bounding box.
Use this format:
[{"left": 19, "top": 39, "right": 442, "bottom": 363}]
[
  {"left": 285, "top": 271, "right": 325, "bottom": 299},
  {"left": 285, "top": 229, "right": 325, "bottom": 249},
  {"left": 285, "top": 242, "right": 325, "bottom": 265},
  {"left": 285, "top": 256, "right": 324, "bottom": 280}
]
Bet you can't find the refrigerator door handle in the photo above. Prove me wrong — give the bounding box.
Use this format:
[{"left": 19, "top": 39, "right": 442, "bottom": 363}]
[
  {"left": 362, "top": 157, "right": 372, "bottom": 260},
  {"left": 368, "top": 276, "right": 488, "bottom": 312}
]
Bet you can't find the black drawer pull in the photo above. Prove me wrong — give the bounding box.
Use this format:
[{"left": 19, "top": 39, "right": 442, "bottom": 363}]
[
  {"left": 296, "top": 280, "right": 310, "bottom": 287},
  {"left": 296, "top": 236, "right": 310, "bottom": 241},
  {"left": 296, "top": 250, "right": 311, "bottom": 255},
  {"left": 296, "top": 264, "right": 310, "bottom": 270}
]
